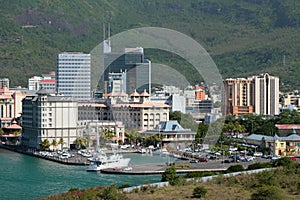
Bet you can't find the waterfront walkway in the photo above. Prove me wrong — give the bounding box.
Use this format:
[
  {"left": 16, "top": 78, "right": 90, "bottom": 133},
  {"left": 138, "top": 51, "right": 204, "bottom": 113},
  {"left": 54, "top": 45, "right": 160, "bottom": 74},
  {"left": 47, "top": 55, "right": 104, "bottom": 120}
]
[{"left": 101, "top": 160, "right": 230, "bottom": 175}]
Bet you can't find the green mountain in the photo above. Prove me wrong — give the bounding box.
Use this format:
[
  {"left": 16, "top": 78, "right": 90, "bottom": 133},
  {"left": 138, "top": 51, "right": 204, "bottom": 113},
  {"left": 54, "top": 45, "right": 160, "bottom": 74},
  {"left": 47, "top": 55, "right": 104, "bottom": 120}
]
[{"left": 1, "top": 0, "right": 300, "bottom": 91}]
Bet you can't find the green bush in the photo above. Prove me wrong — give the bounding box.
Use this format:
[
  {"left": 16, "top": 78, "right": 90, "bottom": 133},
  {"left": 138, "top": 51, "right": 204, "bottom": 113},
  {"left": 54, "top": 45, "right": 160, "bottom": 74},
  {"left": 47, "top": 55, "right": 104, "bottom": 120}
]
[
  {"left": 99, "top": 185, "right": 129, "bottom": 200},
  {"left": 247, "top": 162, "right": 272, "bottom": 170},
  {"left": 225, "top": 165, "right": 244, "bottom": 173},
  {"left": 161, "top": 165, "right": 178, "bottom": 185},
  {"left": 193, "top": 186, "right": 207, "bottom": 198},
  {"left": 251, "top": 185, "right": 287, "bottom": 200},
  {"left": 272, "top": 157, "right": 298, "bottom": 168},
  {"left": 185, "top": 171, "right": 216, "bottom": 178}
]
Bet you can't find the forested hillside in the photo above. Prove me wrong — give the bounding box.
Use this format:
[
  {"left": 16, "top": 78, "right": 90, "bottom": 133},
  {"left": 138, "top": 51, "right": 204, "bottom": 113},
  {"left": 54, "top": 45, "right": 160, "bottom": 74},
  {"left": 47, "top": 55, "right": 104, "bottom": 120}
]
[{"left": 1, "top": 0, "right": 300, "bottom": 91}]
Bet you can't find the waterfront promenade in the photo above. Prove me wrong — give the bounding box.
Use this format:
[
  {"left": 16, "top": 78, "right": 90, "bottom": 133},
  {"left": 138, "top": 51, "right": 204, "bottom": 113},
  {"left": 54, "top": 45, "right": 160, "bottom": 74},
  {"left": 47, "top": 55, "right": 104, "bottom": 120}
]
[{"left": 0, "top": 144, "right": 269, "bottom": 175}]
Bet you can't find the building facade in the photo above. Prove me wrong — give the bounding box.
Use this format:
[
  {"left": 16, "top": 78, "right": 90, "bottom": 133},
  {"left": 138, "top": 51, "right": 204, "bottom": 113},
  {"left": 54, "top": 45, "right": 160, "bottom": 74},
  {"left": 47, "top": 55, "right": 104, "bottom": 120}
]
[
  {"left": 56, "top": 52, "right": 91, "bottom": 101},
  {"left": 103, "top": 47, "right": 151, "bottom": 95},
  {"left": 251, "top": 73, "right": 279, "bottom": 116},
  {"left": 223, "top": 73, "right": 279, "bottom": 116},
  {"left": 21, "top": 89, "right": 78, "bottom": 150}
]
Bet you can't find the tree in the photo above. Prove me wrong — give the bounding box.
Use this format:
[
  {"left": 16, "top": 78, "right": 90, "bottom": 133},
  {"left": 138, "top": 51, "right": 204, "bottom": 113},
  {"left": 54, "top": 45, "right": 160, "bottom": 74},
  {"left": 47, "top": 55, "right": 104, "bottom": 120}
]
[
  {"left": 125, "top": 129, "right": 139, "bottom": 145},
  {"left": 195, "top": 123, "right": 209, "bottom": 144},
  {"left": 169, "top": 111, "right": 182, "bottom": 123},
  {"left": 76, "top": 137, "right": 85, "bottom": 149},
  {"left": 0, "top": 128, "right": 4, "bottom": 135},
  {"left": 51, "top": 139, "right": 58, "bottom": 151},
  {"left": 40, "top": 139, "right": 50, "bottom": 150},
  {"left": 161, "top": 164, "right": 178, "bottom": 185},
  {"left": 58, "top": 137, "right": 64, "bottom": 150}
]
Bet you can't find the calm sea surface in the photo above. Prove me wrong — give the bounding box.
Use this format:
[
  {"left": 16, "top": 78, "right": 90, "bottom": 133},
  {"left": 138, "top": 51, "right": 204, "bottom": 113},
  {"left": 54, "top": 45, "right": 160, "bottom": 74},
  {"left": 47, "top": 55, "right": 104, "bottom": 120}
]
[{"left": 0, "top": 148, "right": 174, "bottom": 199}]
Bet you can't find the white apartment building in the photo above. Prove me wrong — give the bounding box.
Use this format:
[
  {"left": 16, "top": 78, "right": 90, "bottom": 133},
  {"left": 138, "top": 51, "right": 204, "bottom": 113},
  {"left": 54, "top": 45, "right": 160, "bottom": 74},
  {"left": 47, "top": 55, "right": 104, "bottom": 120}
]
[
  {"left": 251, "top": 73, "right": 279, "bottom": 115},
  {"left": 28, "top": 71, "right": 56, "bottom": 93},
  {"left": 56, "top": 52, "right": 91, "bottom": 101},
  {"left": 22, "top": 89, "right": 79, "bottom": 150}
]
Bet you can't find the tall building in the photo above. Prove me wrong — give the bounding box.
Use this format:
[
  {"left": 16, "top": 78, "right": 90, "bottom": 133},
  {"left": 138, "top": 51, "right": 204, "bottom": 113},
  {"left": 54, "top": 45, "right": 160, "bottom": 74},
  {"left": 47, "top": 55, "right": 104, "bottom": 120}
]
[
  {"left": 223, "top": 78, "right": 253, "bottom": 115},
  {"left": 251, "top": 73, "right": 279, "bottom": 116},
  {"left": 103, "top": 47, "right": 151, "bottom": 95},
  {"left": 223, "top": 73, "right": 279, "bottom": 116},
  {"left": 56, "top": 52, "right": 91, "bottom": 101},
  {"left": 21, "top": 89, "right": 78, "bottom": 150}
]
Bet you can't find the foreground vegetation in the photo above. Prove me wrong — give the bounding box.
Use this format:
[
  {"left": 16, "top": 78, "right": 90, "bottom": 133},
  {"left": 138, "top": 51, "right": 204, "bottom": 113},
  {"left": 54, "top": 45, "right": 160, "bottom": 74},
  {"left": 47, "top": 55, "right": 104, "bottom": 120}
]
[{"left": 40, "top": 157, "right": 300, "bottom": 200}]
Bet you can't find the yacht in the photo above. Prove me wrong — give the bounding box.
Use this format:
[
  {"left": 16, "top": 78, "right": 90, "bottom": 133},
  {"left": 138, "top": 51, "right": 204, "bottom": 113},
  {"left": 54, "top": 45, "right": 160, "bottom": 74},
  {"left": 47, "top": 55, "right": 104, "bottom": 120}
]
[{"left": 86, "top": 153, "right": 131, "bottom": 172}]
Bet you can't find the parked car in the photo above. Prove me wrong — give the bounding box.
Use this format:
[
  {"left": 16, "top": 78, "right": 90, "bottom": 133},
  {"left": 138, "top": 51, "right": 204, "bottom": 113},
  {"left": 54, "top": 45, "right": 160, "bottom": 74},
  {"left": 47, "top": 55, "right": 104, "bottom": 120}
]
[
  {"left": 190, "top": 159, "right": 198, "bottom": 163},
  {"left": 221, "top": 159, "right": 230, "bottom": 163},
  {"left": 289, "top": 156, "right": 297, "bottom": 161},
  {"left": 253, "top": 152, "right": 263, "bottom": 157},
  {"left": 199, "top": 157, "right": 208, "bottom": 162}
]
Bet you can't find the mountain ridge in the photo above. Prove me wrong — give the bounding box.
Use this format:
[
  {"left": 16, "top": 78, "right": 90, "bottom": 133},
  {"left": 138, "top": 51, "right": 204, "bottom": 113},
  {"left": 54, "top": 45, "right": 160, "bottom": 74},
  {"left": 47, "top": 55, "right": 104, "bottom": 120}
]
[{"left": 1, "top": 0, "right": 299, "bottom": 91}]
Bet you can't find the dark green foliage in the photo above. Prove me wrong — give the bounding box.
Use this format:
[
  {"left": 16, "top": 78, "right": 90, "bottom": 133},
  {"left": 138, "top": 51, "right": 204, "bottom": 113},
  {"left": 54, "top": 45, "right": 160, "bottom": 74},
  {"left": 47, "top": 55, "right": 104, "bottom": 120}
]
[
  {"left": 247, "top": 163, "right": 272, "bottom": 171},
  {"left": 1, "top": 1, "right": 300, "bottom": 90},
  {"left": 193, "top": 186, "right": 207, "bottom": 198},
  {"left": 100, "top": 185, "right": 129, "bottom": 200},
  {"left": 185, "top": 171, "right": 216, "bottom": 178},
  {"left": 272, "top": 156, "right": 298, "bottom": 168},
  {"left": 251, "top": 185, "right": 287, "bottom": 200},
  {"left": 225, "top": 165, "right": 245, "bottom": 173},
  {"left": 161, "top": 164, "right": 178, "bottom": 185}
]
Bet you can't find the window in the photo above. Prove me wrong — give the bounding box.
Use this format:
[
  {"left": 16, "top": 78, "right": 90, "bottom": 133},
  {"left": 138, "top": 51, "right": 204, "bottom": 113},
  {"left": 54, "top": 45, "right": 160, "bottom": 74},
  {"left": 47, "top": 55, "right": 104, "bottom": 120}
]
[{"left": 280, "top": 143, "right": 284, "bottom": 147}]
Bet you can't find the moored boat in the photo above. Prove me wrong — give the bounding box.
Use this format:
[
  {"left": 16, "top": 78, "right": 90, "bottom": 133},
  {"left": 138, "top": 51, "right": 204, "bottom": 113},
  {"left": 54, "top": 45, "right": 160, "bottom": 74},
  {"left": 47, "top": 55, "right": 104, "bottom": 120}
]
[{"left": 86, "top": 153, "right": 131, "bottom": 172}]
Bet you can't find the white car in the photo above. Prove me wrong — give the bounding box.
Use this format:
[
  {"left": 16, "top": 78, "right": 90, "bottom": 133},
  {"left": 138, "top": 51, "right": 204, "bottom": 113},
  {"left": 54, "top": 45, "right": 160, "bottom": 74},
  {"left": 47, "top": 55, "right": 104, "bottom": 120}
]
[{"left": 253, "top": 152, "right": 263, "bottom": 157}]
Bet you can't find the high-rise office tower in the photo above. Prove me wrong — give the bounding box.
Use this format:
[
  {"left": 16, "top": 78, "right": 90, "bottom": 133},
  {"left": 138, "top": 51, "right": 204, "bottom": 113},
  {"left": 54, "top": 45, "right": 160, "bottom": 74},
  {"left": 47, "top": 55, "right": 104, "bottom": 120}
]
[
  {"left": 56, "top": 52, "right": 91, "bottom": 101},
  {"left": 103, "top": 47, "right": 151, "bottom": 95}
]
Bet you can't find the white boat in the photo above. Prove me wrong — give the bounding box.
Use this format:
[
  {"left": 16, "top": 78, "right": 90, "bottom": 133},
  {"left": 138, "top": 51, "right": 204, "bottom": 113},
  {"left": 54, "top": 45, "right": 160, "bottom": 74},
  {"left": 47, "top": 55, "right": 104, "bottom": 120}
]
[
  {"left": 86, "top": 153, "right": 131, "bottom": 172},
  {"left": 152, "top": 148, "right": 170, "bottom": 156}
]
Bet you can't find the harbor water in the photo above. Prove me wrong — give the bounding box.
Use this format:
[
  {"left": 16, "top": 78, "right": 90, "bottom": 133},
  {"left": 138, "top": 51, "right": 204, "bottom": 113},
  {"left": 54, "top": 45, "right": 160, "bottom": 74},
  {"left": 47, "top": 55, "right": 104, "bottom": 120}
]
[{"left": 0, "top": 148, "right": 175, "bottom": 199}]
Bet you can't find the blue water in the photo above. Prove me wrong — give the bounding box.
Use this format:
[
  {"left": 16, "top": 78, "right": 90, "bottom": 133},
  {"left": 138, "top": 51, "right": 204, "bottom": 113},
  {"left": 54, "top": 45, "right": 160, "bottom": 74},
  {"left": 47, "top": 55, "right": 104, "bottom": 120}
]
[{"left": 0, "top": 149, "right": 174, "bottom": 199}]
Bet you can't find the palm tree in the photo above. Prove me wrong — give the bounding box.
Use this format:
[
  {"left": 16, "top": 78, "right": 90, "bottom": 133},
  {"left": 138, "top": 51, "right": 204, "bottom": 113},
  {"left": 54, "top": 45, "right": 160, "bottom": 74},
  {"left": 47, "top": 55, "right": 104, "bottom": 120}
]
[
  {"left": 51, "top": 139, "right": 58, "bottom": 151},
  {"left": 58, "top": 137, "right": 64, "bottom": 150},
  {"left": 0, "top": 128, "right": 4, "bottom": 136},
  {"left": 40, "top": 139, "right": 50, "bottom": 150},
  {"left": 76, "top": 137, "right": 85, "bottom": 149},
  {"left": 125, "top": 129, "right": 139, "bottom": 145}
]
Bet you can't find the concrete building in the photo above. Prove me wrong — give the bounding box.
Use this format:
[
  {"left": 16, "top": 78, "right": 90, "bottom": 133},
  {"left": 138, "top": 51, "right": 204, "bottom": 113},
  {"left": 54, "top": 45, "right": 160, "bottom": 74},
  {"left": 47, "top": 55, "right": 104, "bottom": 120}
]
[
  {"left": 78, "top": 91, "right": 169, "bottom": 132},
  {"left": 103, "top": 47, "right": 151, "bottom": 95},
  {"left": 21, "top": 89, "right": 78, "bottom": 150},
  {"left": 245, "top": 130, "right": 300, "bottom": 157},
  {"left": 56, "top": 52, "right": 91, "bottom": 101},
  {"left": 223, "top": 78, "right": 253, "bottom": 115},
  {"left": 0, "top": 87, "right": 25, "bottom": 127},
  {"left": 28, "top": 71, "right": 56, "bottom": 93},
  {"left": 223, "top": 73, "right": 279, "bottom": 116},
  {"left": 282, "top": 93, "right": 300, "bottom": 113},
  {"left": 251, "top": 73, "right": 279, "bottom": 116},
  {"left": 143, "top": 121, "right": 196, "bottom": 150}
]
